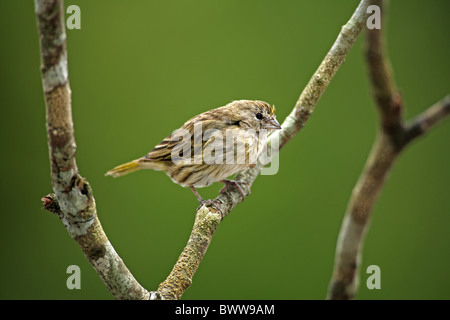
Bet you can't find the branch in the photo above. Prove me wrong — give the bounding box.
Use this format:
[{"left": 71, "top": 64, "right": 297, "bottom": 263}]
[
  {"left": 364, "top": 3, "right": 402, "bottom": 135},
  {"left": 327, "top": 0, "right": 450, "bottom": 300},
  {"left": 36, "top": 0, "right": 150, "bottom": 300},
  {"left": 404, "top": 95, "right": 450, "bottom": 144},
  {"left": 155, "top": 0, "right": 374, "bottom": 300}
]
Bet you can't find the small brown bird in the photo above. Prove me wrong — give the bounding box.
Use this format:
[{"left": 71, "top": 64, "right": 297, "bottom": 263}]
[{"left": 106, "top": 100, "right": 281, "bottom": 205}]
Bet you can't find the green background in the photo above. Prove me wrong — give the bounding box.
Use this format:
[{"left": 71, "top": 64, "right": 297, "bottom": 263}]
[{"left": 1, "top": 0, "right": 449, "bottom": 300}]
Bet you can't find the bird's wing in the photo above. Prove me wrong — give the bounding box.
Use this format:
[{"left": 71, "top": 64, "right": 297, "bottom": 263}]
[{"left": 142, "top": 119, "right": 224, "bottom": 164}]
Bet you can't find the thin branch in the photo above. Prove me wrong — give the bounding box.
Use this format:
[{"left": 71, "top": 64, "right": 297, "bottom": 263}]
[
  {"left": 365, "top": 3, "right": 402, "bottom": 134},
  {"left": 155, "top": 0, "right": 374, "bottom": 300},
  {"left": 327, "top": 0, "right": 450, "bottom": 300},
  {"left": 404, "top": 95, "right": 450, "bottom": 144},
  {"left": 36, "top": 0, "right": 149, "bottom": 300}
]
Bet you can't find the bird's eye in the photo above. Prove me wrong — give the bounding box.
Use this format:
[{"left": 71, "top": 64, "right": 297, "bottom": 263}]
[{"left": 255, "top": 113, "right": 263, "bottom": 120}]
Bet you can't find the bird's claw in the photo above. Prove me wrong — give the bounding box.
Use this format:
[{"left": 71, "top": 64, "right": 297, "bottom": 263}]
[{"left": 220, "top": 179, "right": 247, "bottom": 200}]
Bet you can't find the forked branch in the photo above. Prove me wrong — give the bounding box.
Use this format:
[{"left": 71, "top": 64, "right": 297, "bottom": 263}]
[
  {"left": 327, "top": 0, "right": 450, "bottom": 300},
  {"left": 157, "top": 0, "right": 374, "bottom": 299},
  {"left": 37, "top": 0, "right": 397, "bottom": 300},
  {"left": 36, "top": 0, "right": 150, "bottom": 300}
]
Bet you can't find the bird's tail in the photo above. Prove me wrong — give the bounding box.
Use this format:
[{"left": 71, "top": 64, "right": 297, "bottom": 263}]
[{"left": 105, "top": 159, "right": 141, "bottom": 177}]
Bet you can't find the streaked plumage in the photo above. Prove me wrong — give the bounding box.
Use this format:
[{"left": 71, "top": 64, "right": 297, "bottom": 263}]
[{"left": 106, "top": 100, "right": 281, "bottom": 204}]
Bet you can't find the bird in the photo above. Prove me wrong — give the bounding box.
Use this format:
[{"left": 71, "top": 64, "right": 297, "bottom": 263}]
[{"left": 105, "top": 100, "right": 281, "bottom": 206}]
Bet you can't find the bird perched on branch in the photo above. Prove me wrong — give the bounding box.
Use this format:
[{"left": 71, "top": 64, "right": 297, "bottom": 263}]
[{"left": 106, "top": 100, "right": 281, "bottom": 206}]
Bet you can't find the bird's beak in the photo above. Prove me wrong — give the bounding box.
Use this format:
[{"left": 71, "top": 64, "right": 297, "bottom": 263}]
[{"left": 265, "top": 117, "right": 282, "bottom": 130}]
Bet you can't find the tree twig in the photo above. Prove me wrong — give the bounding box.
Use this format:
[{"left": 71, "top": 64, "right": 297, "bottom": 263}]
[
  {"left": 39, "top": 0, "right": 421, "bottom": 300},
  {"left": 404, "top": 95, "right": 450, "bottom": 145},
  {"left": 155, "top": 0, "right": 374, "bottom": 300},
  {"left": 36, "top": 0, "right": 150, "bottom": 300},
  {"left": 327, "top": 0, "right": 450, "bottom": 300}
]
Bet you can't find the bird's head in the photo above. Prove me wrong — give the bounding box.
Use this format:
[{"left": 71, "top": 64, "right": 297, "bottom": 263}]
[{"left": 229, "top": 100, "right": 281, "bottom": 132}]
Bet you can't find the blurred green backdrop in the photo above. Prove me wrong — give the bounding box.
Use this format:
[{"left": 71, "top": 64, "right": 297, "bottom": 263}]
[{"left": 0, "top": 0, "right": 448, "bottom": 300}]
